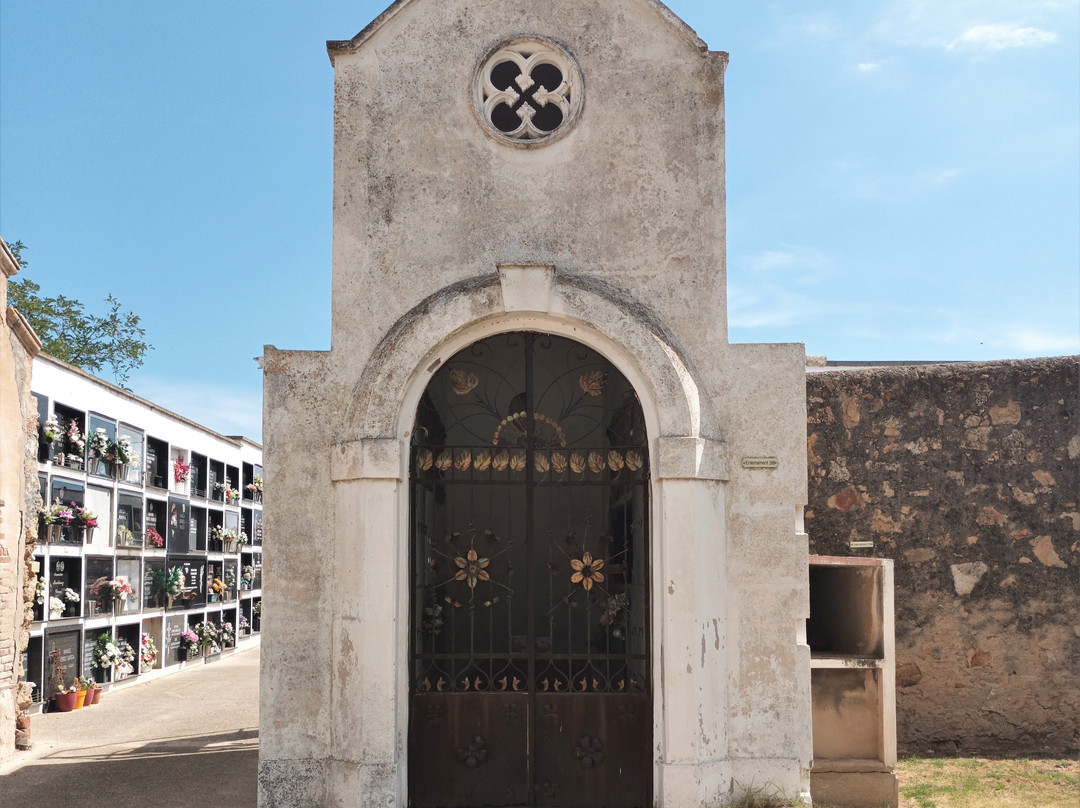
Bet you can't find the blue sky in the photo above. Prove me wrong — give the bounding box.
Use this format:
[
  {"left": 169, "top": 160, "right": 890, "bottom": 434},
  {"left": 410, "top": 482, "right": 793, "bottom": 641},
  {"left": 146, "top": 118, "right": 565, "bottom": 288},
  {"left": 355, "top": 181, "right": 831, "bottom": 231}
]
[{"left": 2, "top": 1, "right": 1077, "bottom": 442}]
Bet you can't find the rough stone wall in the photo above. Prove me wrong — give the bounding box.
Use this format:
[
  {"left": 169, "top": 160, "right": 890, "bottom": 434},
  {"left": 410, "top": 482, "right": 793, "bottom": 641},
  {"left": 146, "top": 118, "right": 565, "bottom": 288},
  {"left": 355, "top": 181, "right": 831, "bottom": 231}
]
[
  {"left": 1, "top": 239, "right": 41, "bottom": 761},
  {"left": 806, "top": 357, "right": 1079, "bottom": 756}
]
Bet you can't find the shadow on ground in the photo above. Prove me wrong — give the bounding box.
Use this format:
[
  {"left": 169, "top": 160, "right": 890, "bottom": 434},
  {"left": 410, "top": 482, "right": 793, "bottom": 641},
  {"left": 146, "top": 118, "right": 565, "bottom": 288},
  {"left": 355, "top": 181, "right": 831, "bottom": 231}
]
[{"left": 3, "top": 729, "right": 258, "bottom": 807}]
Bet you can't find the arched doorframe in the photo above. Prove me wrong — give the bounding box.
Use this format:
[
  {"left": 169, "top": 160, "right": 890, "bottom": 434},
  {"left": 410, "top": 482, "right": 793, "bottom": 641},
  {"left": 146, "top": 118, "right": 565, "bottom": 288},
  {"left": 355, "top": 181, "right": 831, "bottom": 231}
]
[{"left": 329, "top": 265, "right": 734, "bottom": 806}]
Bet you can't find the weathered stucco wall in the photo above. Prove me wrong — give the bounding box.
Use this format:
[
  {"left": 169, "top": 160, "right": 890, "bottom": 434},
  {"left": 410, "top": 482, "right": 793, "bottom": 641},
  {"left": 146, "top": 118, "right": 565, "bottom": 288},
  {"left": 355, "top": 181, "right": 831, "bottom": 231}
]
[{"left": 806, "top": 357, "right": 1079, "bottom": 756}]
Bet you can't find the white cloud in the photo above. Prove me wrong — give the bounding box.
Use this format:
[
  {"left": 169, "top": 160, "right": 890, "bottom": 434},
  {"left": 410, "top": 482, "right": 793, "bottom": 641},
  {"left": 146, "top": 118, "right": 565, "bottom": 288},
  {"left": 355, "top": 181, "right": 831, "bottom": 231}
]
[
  {"left": 949, "top": 23, "right": 1059, "bottom": 50},
  {"left": 857, "top": 62, "right": 882, "bottom": 71},
  {"left": 867, "top": 0, "right": 1074, "bottom": 50}
]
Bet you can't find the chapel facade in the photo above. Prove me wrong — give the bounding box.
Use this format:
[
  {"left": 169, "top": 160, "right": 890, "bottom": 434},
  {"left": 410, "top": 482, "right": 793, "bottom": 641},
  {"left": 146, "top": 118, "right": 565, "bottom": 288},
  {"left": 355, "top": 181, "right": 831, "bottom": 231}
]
[{"left": 260, "top": 2, "right": 812, "bottom": 805}]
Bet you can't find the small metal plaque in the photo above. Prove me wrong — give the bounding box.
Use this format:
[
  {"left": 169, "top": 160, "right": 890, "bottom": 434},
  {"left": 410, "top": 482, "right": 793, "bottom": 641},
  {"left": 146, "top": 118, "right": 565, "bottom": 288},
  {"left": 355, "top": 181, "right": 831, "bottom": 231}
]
[
  {"left": 849, "top": 541, "right": 874, "bottom": 549},
  {"left": 741, "top": 457, "right": 779, "bottom": 470}
]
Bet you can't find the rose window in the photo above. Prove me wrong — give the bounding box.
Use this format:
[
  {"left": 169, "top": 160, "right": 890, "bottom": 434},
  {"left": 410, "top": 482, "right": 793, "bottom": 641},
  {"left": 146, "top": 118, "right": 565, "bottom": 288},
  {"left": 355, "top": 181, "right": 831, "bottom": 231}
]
[{"left": 477, "top": 39, "right": 582, "bottom": 144}]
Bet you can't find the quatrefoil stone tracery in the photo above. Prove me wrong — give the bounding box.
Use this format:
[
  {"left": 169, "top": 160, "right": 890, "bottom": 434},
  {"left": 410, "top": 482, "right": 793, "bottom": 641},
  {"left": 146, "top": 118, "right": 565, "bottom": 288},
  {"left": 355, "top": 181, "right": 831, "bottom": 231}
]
[{"left": 478, "top": 40, "right": 581, "bottom": 143}]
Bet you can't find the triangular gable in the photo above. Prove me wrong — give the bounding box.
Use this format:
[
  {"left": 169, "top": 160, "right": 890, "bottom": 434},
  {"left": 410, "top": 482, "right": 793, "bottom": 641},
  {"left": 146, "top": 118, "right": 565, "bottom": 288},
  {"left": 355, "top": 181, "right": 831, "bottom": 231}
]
[{"left": 326, "top": 0, "right": 710, "bottom": 62}]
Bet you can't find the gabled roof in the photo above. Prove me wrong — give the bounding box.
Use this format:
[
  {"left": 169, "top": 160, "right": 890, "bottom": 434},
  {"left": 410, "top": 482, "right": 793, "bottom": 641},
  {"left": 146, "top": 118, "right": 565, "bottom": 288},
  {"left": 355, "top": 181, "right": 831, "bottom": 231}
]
[{"left": 327, "top": 0, "right": 710, "bottom": 63}]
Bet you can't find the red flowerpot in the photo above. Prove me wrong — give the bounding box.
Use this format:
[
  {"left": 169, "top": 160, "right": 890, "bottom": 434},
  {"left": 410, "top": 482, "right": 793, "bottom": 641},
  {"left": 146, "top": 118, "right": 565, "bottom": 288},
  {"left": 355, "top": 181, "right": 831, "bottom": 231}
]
[{"left": 54, "top": 691, "right": 77, "bottom": 712}]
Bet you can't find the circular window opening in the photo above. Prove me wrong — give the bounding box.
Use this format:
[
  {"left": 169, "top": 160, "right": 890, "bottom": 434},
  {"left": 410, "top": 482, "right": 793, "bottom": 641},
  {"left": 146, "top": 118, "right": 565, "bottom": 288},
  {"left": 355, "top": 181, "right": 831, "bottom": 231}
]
[{"left": 477, "top": 38, "right": 582, "bottom": 145}]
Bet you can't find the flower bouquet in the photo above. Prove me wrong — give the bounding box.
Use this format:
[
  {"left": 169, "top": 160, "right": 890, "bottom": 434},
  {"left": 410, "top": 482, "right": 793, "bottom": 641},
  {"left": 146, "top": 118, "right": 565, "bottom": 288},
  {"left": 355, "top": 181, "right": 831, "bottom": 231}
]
[
  {"left": 76, "top": 504, "right": 98, "bottom": 541},
  {"left": 174, "top": 456, "right": 191, "bottom": 484},
  {"left": 145, "top": 527, "right": 165, "bottom": 548},
  {"left": 86, "top": 427, "right": 109, "bottom": 460},
  {"left": 92, "top": 633, "right": 122, "bottom": 670},
  {"left": 115, "top": 638, "right": 137, "bottom": 678},
  {"left": 65, "top": 420, "right": 85, "bottom": 466},
  {"left": 219, "top": 621, "right": 236, "bottom": 647},
  {"left": 42, "top": 499, "right": 75, "bottom": 542},
  {"left": 116, "top": 524, "right": 136, "bottom": 546},
  {"left": 179, "top": 627, "right": 200, "bottom": 658},
  {"left": 150, "top": 566, "right": 185, "bottom": 607},
  {"left": 34, "top": 576, "right": 46, "bottom": 606},
  {"left": 48, "top": 595, "right": 65, "bottom": 619},
  {"left": 194, "top": 621, "right": 221, "bottom": 654},
  {"left": 42, "top": 413, "right": 61, "bottom": 444},
  {"left": 209, "top": 577, "right": 227, "bottom": 601},
  {"left": 140, "top": 632, "right": 158, "bottom": 670},
  {"left": 108, "top": 434, "right": 135, "bottom": 465}
]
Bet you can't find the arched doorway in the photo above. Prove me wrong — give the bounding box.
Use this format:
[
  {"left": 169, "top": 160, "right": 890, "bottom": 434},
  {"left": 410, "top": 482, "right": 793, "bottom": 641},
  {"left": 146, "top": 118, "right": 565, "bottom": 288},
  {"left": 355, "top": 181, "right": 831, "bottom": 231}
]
[{"left": 408, "top": 332, "right": 652, "bottom": 807}]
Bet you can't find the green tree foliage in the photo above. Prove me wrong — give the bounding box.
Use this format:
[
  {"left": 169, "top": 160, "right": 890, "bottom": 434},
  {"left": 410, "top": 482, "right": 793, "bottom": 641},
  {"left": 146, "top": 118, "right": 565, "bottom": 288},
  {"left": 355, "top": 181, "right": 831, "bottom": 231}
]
[{"left": 7, "top": 240, "right": 151, "bottom": 386}]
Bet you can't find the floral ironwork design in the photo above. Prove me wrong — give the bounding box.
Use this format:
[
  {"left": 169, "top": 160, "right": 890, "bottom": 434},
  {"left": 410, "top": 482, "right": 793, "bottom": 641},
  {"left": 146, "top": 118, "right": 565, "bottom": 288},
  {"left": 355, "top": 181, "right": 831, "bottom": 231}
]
[{"left": 570, "top": 551, "right": 605, "bottom": 591}]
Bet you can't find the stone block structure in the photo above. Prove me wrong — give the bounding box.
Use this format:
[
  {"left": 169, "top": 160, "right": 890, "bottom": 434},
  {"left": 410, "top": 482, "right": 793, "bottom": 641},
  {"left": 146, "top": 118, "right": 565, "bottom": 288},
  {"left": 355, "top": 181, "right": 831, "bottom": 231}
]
[
  {"left": 1, "top": 237, "right": 42, "bottom": 760},
  {"left": 261, "top": 1, "right": 811, "bottom": 806},
  {"left": 806, "top": 357, "right": 1079, "bottom": 756}
]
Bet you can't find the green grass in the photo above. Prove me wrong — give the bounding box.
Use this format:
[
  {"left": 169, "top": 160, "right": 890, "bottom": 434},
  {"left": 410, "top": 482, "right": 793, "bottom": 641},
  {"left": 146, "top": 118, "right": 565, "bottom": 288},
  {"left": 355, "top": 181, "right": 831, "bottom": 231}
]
[{"left": 896, "top": 757, "right": 1079, "bottom": 808}]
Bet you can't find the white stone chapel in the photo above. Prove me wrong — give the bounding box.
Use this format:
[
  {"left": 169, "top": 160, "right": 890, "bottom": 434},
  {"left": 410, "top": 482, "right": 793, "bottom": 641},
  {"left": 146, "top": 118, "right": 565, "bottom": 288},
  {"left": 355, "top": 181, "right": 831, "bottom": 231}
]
[{"left": 260, "top": 1, "right": 812, "bottom": 805}]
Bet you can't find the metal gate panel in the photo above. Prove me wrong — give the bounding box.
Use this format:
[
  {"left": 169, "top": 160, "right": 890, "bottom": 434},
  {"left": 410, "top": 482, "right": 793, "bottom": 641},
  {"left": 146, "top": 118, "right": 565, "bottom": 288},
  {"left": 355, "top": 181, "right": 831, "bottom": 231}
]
[
  {"left": 533, "top": 693, "right": 652, "bottom": 808},
  {"left": 408, "top": 333, "right": 650, "bottom": 808},
  {"left": 409, "top": 693, "right": 530, "bottom": 808}
]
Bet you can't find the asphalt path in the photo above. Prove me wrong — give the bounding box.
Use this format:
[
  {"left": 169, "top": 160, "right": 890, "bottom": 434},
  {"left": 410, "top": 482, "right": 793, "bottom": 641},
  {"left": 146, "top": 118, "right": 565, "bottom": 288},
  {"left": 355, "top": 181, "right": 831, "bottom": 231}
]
[{"left": 0, "top": 644, "right": 259, "bottom": 808}]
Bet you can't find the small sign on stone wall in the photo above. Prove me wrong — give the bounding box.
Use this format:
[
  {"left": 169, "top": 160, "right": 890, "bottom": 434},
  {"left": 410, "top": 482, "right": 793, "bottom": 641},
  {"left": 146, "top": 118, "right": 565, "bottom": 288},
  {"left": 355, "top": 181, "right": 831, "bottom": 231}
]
[{"left": 742, "top": 457, "right": 779, "bottom": 470}]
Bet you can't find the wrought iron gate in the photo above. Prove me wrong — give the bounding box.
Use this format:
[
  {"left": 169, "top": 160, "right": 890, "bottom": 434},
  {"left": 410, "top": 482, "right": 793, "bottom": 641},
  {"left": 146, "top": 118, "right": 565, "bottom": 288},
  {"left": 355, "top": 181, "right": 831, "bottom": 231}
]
[{"left": 408, "top": 333, "right": 651, "bottom": 808}]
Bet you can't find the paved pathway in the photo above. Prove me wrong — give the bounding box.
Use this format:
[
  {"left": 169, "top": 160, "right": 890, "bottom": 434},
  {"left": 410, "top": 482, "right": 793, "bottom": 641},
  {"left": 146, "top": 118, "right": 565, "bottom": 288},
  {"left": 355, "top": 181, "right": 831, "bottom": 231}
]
[{"left": 0, "top": 644, "right": 259, "bottom": 807}]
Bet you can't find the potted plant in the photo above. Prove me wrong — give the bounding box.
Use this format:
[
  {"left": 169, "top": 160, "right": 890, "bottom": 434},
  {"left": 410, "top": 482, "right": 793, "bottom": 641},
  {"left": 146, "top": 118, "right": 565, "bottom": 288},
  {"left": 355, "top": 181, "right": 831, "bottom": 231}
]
[
  {"left": 81, "top": 677, "right": 97, "bottom": 707},
  {"left": 48, "top": 650, "right": 77, "bottom": 712},
  {"left": 73, "top": 678, "right": 90, "bottom": 709}
]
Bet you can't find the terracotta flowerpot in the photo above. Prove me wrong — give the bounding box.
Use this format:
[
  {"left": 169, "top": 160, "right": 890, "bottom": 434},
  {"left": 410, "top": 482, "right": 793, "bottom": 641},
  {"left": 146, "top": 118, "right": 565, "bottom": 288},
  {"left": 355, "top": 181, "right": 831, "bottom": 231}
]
[
  {"left": 74, "top": 689, "right": 88, "bottom": 709},
  {"left": 53, "top": 691, "right": 77, "bottom": 712},
  {"left": 91, "top": 687, "right": 103, "bottom": 704}
]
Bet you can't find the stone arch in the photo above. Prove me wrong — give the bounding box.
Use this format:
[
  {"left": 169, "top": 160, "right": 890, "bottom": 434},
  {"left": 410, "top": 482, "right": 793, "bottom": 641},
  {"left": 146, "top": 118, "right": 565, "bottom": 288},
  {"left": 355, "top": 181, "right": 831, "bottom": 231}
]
[{"left": 343, "top": 266, "right": 722, "bottom": 460}]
